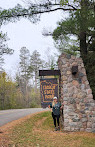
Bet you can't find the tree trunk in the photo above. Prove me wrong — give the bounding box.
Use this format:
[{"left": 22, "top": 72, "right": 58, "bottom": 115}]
[
  {"left": 80, "top": 32, "right": 87, "bottom": 59},
  {"left": 79, "top": 0, "right": 88, "bottom": 60},
  {"left": 35, "top": 75, "right": 37, "bottom": 93}
]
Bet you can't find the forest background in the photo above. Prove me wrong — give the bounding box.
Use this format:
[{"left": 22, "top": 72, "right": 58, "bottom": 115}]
[{"left": 0, "top": 0, "right": 95, "bottom": 109}]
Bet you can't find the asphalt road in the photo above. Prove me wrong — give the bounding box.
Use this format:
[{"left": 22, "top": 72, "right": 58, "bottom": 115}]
[{"left": 0, "top": 108, "right": 48, "bottom": 127}]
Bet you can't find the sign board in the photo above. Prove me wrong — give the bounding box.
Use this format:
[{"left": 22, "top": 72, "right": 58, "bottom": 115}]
[{"left": 40, "top": 78, "right": 58, "bottom": 108}]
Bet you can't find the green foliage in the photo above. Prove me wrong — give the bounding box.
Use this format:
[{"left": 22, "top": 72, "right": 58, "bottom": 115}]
[
  {"left": 15, "top": 49, "right": 44, "bottom": 109},
  {"left": 0, "top": 4, "right": 40, "bottom": 25},
  {"left": 53, "top": 0, "right": 95, "bottom": 99},
  {"left": 60, "top": 0, "right": 69, "bottom": 5},
  {"left": 60, "top": 0, "right": 79, "bottom": 6},
  {"left": 53, "top": 14, "right": 80, "bottom": 55},
  {"left": 19, "top": 47, "right": 31, "bottom": 80},
  {"left": 0, "top": 72, "right": 22, "bottom": 109},
  {"left": 0, "top": 32, "right": 14, "bottom": 71},
  {"left": 53, "top": 0, "right": 95, "bottom": 51},
  {"left": 29, "top": 50, "right": 43, "bottom": 90},
  {"left": 0, "top": 72, "right": 41, "bottom": 109},
  {"left": 30, "top": 88, "right": 41, "bottom": 108},
  {"left": 53, "top": 2, "right": 95, "bottom": 55},
  {"left": 0, "top": 0, "right": 95, "bottom": 105},
  {"left": 29, "top": 50, "right": 43, "bottom": 75},
  {"left": 17, "top": 47, "right": 31, "bottom": 107}
]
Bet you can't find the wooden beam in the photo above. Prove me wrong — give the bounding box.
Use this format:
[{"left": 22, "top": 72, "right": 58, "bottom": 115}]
[{"left": 39, "top": 70, "right": 60, "bottom": 76}]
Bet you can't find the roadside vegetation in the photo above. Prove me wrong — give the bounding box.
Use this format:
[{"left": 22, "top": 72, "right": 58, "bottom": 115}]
[
  {"left": 0, "top": 47, "right": 57, "bottom": 110},
  {"left": 1, "top": 111, "right": 95, "bottom": 147}
]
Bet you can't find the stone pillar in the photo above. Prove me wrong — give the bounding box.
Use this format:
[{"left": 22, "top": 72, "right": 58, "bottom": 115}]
[{"left": 58, "top": 53, "right": 95, "bottom": 132}]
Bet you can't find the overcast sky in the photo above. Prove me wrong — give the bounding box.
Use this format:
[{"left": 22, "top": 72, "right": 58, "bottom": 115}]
[{"left": 0, "top": 0, "right": 67, "bottom": 78}]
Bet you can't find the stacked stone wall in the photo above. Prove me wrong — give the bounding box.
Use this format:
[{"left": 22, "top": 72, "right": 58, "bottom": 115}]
[{"left": 58, "top": 53, "right": 95, "bottom": 132}]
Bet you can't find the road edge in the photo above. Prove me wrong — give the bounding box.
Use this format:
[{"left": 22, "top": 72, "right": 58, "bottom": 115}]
[{"left": 0, "top": 109, "right": 49, "bottom": 132}]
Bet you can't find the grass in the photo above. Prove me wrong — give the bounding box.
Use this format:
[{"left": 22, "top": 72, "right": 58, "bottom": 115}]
[{"left": 6, "top": 111, "right": 95, "bottom": 147}]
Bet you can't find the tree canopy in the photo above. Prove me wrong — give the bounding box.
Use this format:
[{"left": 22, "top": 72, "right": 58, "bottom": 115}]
[{"left": 0, "top": 0, "right": 94, "bottom": 58}]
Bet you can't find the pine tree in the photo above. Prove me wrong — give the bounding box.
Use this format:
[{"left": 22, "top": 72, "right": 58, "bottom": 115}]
[
  {"left": 0, "top": 32, "right": 13, "bottom": 71},
  {"left": 53, "top": 0, "right": 95, "bottom": 58},
  {"left": 19, "top": 47, "right": 30, "bottom": 107},
  {"left": 29, "top": 50, "right": 43, "bottom": 92}
]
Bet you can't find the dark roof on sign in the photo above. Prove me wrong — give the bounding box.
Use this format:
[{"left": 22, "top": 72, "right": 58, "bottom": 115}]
[{"left": 39, "top": 70, "right": 60, "bottom": 76}]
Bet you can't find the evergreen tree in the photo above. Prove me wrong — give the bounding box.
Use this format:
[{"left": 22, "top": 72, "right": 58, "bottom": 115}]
[
  {"left": 53, "top": 0, "right": 95, "bottom": 98},
  {"left": 19, "top": 47, "right": 30, "bottom": 106},
  {"left": 0, "top": 0, "right": 95, "bottom": 99},
  {"left": 19, "top": 47, "right": 30, "bottom": 80},
  {"left": 0, "top": 32, "right": 13, "bottom": 71},
  {"left": 29, "top": 50, "right": 43, "bottom": 91},
  {"left": 53, "top": 0, "right": 95, "bottom": 57},
  {"left": 0, "top": 0, "right": 95, "bottom": 58}
]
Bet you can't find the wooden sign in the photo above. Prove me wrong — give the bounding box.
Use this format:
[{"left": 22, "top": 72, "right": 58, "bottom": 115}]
[{"left": 40, "top": 78, "right": 58, "bottom": 108}]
